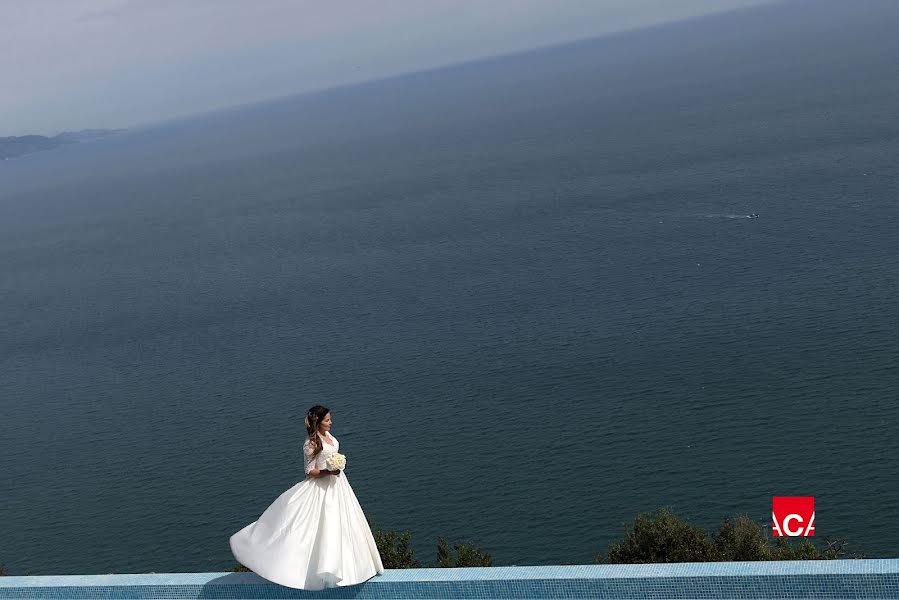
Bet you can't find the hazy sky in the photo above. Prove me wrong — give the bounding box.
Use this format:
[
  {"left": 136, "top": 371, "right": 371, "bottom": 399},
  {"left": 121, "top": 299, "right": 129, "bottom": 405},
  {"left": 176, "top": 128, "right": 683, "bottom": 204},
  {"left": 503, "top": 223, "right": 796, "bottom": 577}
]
[{"left": 1, "top": 0, "right": 777, "bottom": 136}]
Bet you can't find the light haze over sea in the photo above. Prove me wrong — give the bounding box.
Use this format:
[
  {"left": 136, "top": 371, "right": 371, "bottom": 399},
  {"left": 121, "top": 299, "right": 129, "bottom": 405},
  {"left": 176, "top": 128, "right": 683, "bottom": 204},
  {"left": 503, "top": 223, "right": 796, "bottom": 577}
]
[{"left": 1, "top": 0, "right": 898, "bottom": 575}]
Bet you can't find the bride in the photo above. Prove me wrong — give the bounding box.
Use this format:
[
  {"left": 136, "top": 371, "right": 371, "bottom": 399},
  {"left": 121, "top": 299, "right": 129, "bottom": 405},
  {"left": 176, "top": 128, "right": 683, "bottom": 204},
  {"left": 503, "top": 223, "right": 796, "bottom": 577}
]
[{"left": 230, "top": 405, "right": 384, "bottom": 590}]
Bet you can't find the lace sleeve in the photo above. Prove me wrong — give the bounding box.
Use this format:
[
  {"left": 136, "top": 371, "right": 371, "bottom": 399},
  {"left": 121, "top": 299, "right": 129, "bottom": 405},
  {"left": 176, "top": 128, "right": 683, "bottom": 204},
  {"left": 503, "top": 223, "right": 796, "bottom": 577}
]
[{"left": 303, "top": 440, "right": 316, "bottom": 474}]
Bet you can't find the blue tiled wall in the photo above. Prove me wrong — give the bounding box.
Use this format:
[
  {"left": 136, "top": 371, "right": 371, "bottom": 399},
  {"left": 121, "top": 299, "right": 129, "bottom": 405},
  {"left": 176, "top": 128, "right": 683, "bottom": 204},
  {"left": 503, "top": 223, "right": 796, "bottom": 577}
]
[{"left": 2, "top": 561, "right": 898, "bottom": 599}]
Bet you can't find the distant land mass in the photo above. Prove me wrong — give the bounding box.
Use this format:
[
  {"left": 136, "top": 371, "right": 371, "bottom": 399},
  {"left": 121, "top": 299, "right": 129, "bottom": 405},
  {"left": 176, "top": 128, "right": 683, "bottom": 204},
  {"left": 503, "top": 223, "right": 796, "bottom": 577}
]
[{"left": 0, "top": 128, "right": 123, "bottom": 159}]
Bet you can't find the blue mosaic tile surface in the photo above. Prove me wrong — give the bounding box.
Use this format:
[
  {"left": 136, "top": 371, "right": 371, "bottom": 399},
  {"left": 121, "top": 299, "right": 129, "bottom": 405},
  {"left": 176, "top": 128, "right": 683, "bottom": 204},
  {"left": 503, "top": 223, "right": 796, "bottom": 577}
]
[{"left": 1, "top": 560, "right": 898, "bottom": 599}]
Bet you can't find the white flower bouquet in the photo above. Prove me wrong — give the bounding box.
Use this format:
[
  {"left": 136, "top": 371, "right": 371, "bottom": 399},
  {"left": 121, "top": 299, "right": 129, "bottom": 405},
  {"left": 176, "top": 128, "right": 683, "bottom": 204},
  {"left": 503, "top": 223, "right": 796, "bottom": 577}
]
[{"left": 326, "top": 452, "right": 346, "bottom": 471}]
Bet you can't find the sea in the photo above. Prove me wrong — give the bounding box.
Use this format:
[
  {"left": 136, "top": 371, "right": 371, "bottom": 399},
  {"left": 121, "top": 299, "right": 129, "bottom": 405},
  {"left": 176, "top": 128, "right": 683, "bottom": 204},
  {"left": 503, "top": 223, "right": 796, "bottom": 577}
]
[{"left": 1, "top": 0, "right": 897, "bottom": 576}]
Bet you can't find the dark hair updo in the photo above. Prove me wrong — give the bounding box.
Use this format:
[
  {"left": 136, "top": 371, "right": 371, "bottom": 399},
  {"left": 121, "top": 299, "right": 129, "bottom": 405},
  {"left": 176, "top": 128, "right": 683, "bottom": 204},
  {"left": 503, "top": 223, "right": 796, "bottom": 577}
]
[{"left": 304, "top": 405, "right": 330, "bottom": 459}]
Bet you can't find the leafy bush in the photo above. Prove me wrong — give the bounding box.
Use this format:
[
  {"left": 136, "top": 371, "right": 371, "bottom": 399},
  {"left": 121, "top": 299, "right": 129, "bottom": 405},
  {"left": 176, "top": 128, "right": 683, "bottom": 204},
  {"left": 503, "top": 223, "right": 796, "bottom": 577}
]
[
  {"left": 598, "top": 507, "right": 718, "bottom": 563},
  {"left": 373, "top": 527, "right": 421, "bottom": 568},
  {"left": 596, "top": 507, "right": 863, "bottom": 563},
  {"left": 714, "top": 514, "right": 773, "bottom": 561},
  {"left": 435, "top": 536, "right": 492, "bottom": 567}
]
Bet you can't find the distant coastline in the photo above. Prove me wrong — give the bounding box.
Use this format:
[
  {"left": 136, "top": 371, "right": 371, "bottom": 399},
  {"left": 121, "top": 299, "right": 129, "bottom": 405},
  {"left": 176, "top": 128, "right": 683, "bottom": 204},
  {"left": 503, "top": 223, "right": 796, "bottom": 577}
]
[{"left": 0, "top": 129, "right": 124, "bottom": 160}]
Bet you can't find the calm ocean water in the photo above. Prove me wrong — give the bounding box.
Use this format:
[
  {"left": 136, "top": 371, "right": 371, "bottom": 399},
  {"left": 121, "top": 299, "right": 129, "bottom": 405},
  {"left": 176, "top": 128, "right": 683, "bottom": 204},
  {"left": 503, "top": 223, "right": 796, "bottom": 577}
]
[{"left": 1, "top": 0, "right": 898, "bottom": 575}]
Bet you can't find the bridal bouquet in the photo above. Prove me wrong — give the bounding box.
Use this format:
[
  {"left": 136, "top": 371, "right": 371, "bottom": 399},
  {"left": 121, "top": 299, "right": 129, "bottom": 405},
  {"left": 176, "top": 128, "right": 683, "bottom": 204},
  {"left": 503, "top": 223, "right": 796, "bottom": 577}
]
[{"left": 326, "top": 452, "right": 346, "bottom": 471}]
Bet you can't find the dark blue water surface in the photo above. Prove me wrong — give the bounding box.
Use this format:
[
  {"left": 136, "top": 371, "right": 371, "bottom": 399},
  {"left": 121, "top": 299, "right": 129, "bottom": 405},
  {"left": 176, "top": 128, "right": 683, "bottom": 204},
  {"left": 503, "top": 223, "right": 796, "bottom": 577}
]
[{"left": 2, "top": 0, "right": 898, "bottom": 575}]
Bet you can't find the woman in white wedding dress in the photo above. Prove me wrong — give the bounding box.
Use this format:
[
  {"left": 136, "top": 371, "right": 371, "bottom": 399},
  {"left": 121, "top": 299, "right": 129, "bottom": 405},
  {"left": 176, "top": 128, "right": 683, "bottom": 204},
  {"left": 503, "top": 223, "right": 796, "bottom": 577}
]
[{"left": 230, "top": 405, "right": 384, "bottom": 590}]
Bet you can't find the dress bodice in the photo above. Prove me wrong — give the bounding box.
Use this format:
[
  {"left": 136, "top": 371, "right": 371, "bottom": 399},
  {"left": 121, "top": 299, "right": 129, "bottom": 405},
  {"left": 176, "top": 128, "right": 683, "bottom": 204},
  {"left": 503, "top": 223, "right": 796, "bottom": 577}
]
[{"left": 303, "top": 432, "right": 339, "bottom": 474}]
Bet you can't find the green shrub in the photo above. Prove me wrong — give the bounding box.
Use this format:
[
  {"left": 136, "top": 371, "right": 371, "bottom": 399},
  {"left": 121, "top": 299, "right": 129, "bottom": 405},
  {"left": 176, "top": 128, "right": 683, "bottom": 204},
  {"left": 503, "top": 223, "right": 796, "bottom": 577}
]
[
  {"left": 598, "top": 507, "right": 718, "bottom": 563},
  {"left": 714, "top": 514, "right": 775, "bottom": 561},
  {"left": 435, "top": 536, "right": 492, "bottom": 567},
  {"left": 596, "top": 507, "right": 863, "bottom": 563},
  {"left": 373, "top": 527, "right": 421, "bottom": 568}
]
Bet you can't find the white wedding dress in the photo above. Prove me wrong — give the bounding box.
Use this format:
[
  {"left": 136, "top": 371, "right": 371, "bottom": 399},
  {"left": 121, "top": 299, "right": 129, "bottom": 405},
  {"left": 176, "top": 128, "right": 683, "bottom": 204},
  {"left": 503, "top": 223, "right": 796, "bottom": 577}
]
[{"left": 229, "top": 431, "right": 384, "bottom": 590}]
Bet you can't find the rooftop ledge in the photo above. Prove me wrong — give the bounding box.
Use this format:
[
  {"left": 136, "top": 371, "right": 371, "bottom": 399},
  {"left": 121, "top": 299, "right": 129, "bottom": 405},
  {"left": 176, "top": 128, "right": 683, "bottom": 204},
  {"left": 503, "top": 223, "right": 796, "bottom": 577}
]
[{"left": 2, "top": 560, "right": 899, "bottom": 599}]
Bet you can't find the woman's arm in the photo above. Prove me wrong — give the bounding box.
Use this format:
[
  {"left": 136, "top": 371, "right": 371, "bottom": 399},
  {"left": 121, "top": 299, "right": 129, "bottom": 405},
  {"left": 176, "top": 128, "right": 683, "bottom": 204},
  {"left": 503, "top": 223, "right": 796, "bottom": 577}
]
[{"left": 307, "top": 468, "right": 339, "bottom": 478}]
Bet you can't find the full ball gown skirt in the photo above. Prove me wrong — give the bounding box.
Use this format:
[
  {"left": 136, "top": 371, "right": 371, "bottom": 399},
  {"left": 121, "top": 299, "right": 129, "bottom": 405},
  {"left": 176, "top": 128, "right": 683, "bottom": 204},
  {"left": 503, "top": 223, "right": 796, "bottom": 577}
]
[{"left": 230, "top": 435, "right": 383, "bottom": 590}]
